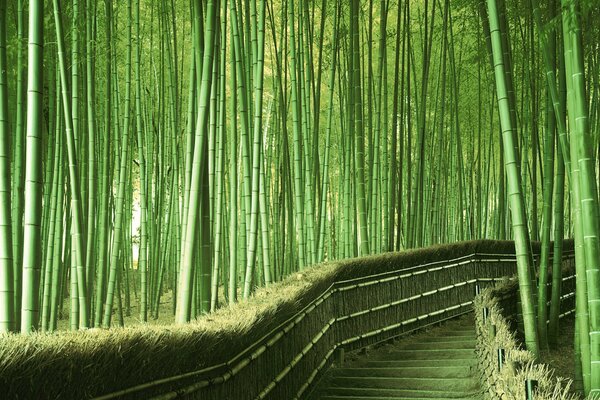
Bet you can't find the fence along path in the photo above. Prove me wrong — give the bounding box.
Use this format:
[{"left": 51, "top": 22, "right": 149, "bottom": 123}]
[
  {"left": 87, "top": 241, "right": 573, "bottom": 400},
  {"left": 309, "top": 314, "right": 482, "bottom": 400}
]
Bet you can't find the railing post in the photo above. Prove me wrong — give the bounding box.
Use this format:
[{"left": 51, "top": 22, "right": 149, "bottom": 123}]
[
  {"left": 525, "top": 379, "right": 538, "bottom": 399},
  {"left": 334, "top": 347, "right": 345, "bottom": 367},
  {"left": 497, "top": 348, "right": 506, "bottom": 370}
]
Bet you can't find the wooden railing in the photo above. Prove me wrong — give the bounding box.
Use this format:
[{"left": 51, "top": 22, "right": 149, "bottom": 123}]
[{"left": 95, "top": 244, "right": 575, "bottom": 400}]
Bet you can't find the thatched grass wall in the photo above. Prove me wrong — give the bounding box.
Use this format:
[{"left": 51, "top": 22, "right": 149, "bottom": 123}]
[
  {"left": 0, "top": 240, "right": 574, "bottom": 399},
  {"left": 474, "top": 256, "right": 579, "bottom": 400}
]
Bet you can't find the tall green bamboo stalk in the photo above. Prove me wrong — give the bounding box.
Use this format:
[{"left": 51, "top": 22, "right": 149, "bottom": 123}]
[
  {"left": 562, "top": 0, "right": 600, "bottom": 392},
  {"left": 21, "top": 0, "right": 44, "bottom": 334},
  {"left": 351, "top": 0, "right": 369, "bottom": 256},
  {"left": 0, "top": 0, "right": 14, "bottom": 333},
  {"left": 486, "top": 0, "right": 540, "bottom": 358},
  {"left": 176, "top": 0, "right": 218, "bottom": 323},
  {"left": 12, "top": 0, "right": 26, "bottom": 330},
  {"left": 53, "top": 0, "right": 90, "bottom": 329}
]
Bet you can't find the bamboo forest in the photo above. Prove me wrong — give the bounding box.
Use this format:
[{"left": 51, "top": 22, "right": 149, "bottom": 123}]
[{"left": 0, "top": 0, "right": 600, "bottom": 399}]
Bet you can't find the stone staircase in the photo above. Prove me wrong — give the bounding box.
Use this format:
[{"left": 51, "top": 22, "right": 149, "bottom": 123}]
[{"left": 309, "top": 315, "right": 482, "bottom": 400}]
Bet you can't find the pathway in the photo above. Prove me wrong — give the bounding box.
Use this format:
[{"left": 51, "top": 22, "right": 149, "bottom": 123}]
[{"left": 309, "top": 315, "right": 483, "bottom": 400}]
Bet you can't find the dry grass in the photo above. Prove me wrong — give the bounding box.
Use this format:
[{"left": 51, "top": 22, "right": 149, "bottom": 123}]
[
  {"left": 0, "top": 262, "right": 337, "bottom": 399},
  {"left": 0, "top": 239, "right": 574, "bottom": 399},
  {"left": 474, "top": 272, "right": 581, "bottom": 400}
]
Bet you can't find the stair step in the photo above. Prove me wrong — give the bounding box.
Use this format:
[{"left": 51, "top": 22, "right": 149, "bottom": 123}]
[
  {"left": 321, "top": 397, "right": 478, "bottom": 400},
  {"left": 330, "top": 366, "right": 473, "bottom": 379},
  {"left": 328, "top": 376, "right": 479, "bottom": 392},
  {"left": 373, "top": 348, "right": 476, "bottom": 361},
  {"left": 322, "top": 386, "right": 480, "bottom": 398},
  {"left": 397, "top": 340, "right": 476, "bottom": 350},
  {"left": 356, "top": 358, "right": 477, "bottom": 368},
  {"left": 435, "top": 329, "right": 474, "bottom": 336},
  {"left": 420, "top": 335, "right": 475, "bottom": 342},
  {"left": 310, "top": 315, "right": 482, "bottom": 399}
]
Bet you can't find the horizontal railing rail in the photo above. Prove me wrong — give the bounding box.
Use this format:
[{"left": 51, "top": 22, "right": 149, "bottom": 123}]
[{"left": 95, "top": 249, "right": 575, "bottom": 400}]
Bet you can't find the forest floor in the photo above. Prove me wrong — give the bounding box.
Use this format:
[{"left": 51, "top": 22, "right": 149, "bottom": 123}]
[
  {"left": 54, "top": 270, "right": 238, "bottom": 330},
  {"left": 55, "top": 288, "right": 177, "bottom": 330},
  {"left": 541, "top": 316, "right": 581, "bottom": 396}
]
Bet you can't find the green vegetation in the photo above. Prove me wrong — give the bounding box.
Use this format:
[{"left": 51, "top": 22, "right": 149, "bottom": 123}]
[{"left": 0, "top": 0, "right": 599, "bottom": 397}]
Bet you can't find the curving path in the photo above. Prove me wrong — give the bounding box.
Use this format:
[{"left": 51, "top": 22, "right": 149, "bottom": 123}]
[{"left": 309, "top": 315, "right": 483, "bottom": 400}]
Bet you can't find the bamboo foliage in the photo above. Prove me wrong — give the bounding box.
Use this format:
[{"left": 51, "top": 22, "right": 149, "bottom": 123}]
[{"left": 0, "top": 9, "right": 597, "bottom": 395}]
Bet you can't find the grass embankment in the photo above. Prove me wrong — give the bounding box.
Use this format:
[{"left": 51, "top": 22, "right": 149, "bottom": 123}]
[
  {"left": 474, "top": 276, "right": 581, "bottom": 400},
  {"left": 0, "top": 263, "right": 335, "bottom": 399},
  {"left": 0, "top": 240, "right": 571, "bottom": 399}
]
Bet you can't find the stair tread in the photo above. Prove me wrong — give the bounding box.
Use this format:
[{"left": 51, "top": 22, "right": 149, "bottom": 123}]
[{"left": 310, "top": 315, "right": 483, "bottom": 399}]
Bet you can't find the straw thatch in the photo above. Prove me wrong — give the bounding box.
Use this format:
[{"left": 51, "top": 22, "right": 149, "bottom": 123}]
[
  {"left": 0, "top": 240, "right": 574, "bottom": 399},
  {"left": 474, "top": 261, "right": 580, "bottom": 400}
]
